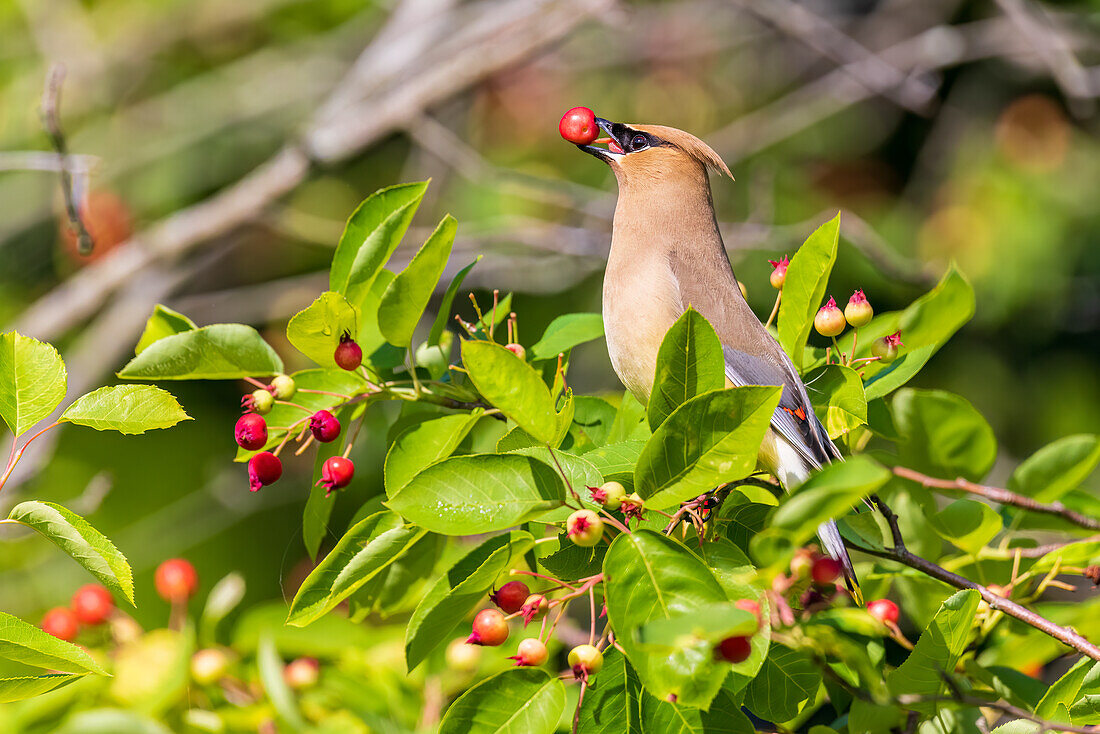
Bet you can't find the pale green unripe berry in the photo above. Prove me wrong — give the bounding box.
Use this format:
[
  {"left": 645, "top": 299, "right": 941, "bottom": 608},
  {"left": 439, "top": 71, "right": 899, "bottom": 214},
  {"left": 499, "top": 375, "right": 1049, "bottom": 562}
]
[
  {"left": 271, "top": 374, "right": 296, "bottom": 400},
  {"left": 251, "top": 389, "right": 274, "bottom": 414}
]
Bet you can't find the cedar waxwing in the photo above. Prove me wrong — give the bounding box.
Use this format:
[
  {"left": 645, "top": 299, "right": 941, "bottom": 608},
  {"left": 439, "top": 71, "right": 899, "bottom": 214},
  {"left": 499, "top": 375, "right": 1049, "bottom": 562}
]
[{"left": 573, "top": 117, "right": 860, "bottom": 600}]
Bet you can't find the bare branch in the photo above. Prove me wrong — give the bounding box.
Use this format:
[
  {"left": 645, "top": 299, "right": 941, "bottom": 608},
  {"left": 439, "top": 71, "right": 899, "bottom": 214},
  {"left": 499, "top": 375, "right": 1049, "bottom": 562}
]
[{"left": 40, "top": 65, "right": 95, "bottom": 256}]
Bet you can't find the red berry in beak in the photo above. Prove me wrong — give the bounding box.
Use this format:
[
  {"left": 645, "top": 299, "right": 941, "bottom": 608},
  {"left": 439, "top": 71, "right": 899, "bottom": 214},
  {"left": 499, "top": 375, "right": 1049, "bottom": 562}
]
[
  {"left": 334, "top": 333, "right": 362, "bottom": 371},
  {"left": 466, "top": 609, "right": 509, "bottom": 646},
  {"left": 41, "top": 607, "right": 79, "bottom": 641},
  {"left": 559, "top": 107, "right": 599, "bottom": 145},
  {"left": 490, "top": 581, "right": 530, "bottom": 614},
  {"left": 155, "top": 558, "right": 199, "bottom": 602},
  {"left": 234, "top": 413, "right": 268, "bottom": 451},
  {"left": 248, "top": 451, "right": 283, "bottom": 492},
  {"left": 71, "top": 584, "right": 114, "bottom": 625},
  {"left": 317, "top": 456, "right": 354, "bottom": 496},
  {"left": 309, "top": 410, "right": 341, "bottom": 443}
]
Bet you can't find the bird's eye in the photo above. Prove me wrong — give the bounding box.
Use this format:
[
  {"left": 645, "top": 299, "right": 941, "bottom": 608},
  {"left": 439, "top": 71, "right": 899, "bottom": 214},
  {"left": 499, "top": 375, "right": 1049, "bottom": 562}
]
[{"left": 630, "top": 134, "right": 648, "bottom": 150}]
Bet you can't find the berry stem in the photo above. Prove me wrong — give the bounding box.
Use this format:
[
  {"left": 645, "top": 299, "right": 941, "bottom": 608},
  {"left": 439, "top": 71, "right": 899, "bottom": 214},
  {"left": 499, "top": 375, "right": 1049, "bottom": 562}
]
[
  {"left": 764, "top": 291, "right": 781, "bottom": 330},
  {"left": 596, "top": 507, "right": 631, "bottom": 535},
  {"left": 831, "top": 336, "right": 843, "bottom": 365},
  {"left": 588, "top": 586, "right": 597, "bottom": 645},
  {"left": 489, "top": 289, "right": 499, "bottom": 341},
  {"left": 275, "top": 400, "right": 314, "bottom": 415},
  {"left": 244, "top": 376, "right": 268, "bottom": 390},
  {"left": 294, "top": 433, "right": 316, "bottom": 456},
  {"left": 297, "top": 388, "right": 352, "bottom": 399},
  {"left": 848, "top": 329, "right": 859, "bottom": 364},
  {"left": 510, "top": 569, "right": 576, "bottom": 591},
  {"left": 572, "top": 680, "right": 588, "bottom": 734},
  {"left": 545, "top": 445, "right": 581, "bottom": 504}
]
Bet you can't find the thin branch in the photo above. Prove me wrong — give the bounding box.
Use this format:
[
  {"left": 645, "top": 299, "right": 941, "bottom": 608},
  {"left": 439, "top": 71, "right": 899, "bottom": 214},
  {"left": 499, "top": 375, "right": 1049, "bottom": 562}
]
[
  {"left": 40, "top": 64, "right": 94, "bottom": 256},
  {"left": 893, "top": 466, "right": 1100, "bottom": 531}
]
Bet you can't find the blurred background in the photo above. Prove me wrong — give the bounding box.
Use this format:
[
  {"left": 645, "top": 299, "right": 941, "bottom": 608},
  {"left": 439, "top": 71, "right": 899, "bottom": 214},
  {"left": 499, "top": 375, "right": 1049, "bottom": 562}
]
[{"left": 0, "top": 0, "right": 1098, "bottom": 641}]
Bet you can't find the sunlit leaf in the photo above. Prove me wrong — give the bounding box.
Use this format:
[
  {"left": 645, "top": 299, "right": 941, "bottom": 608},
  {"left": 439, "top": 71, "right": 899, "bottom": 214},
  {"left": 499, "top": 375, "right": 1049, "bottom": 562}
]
[
  {"left": 647, "top": 308, "right": 724, "bottom": 432},
  {"left": 118, "top": 324, "right": 283, "bottom": 380},
  {"left": 135, "top": 305, "right": 196, "bottom": 355},
  {"left": 0, "top": 612, "right": 106, "bottom": 674},
  {"left": 0, "top": 331, "right": 66, "bottom": 438},
  {"left": 379, "top": 215, "right": 457, "bottom": 348},
  {"left": 286, "top": 291, "right": 359, "bottom": 368},
  {"left": 439, "top": 668, "right": 565, "bottom": 734},
  {"left": 804, "top": 364, "right": 867, "bottom": 439},
  {"left": 744, "top": 645, "right": 821, "bottom": 722},
  {"left": 529, "top": 313, "right": 604, "bottom": 361},
  {"left": 0, "top": 674, "right": 82, "bottom": 703},
  {"left": 60, "top": 385, "right": 191, "bottom": 434},
  {"left": 461, "top": 340, "right": 557, "bottom": 443},
  {"left": 1009, "top": 434, "right": 1100, "bottom": 503},
  {"left": 257, "top": 635, "right": 306, "bottom": 730},
  {"left": 777, "top": 214, "right": 840, "bottom": 371},
  {"left": 928, "top": 499, "right": 1003, "bottom": 555},
  {"left": 893, "top": 388, "right": 996, "bottom": 481}
]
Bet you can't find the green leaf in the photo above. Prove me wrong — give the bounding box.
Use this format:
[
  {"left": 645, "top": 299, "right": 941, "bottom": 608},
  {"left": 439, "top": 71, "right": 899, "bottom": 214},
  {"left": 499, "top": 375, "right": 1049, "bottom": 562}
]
[
  {"left": 257, "top": 635, "right": 306, "bottom": 731},
  {"left": 462, "top": 340, "right": 557, "bottom": 443},
  {"left": 378, "top": 215, "right": 457, "bottom": 348},
  {"left": 647, "top": 308, "right": 725, "bottom": 432},
  {"left": 603, "top": 530, "right": 731, "bottom": 708},
  {"left": 538, "top": 534, "right": 606, "bottom": 580},
  {"left": 0, "top": 331, "right": 67, "bottom": 438},
  {"left": 55, "top": 710, "right": 175, "bottom": 734},
  {"left": 429, "top": 257, "right": 481, "bottom": 346},
  {"left": 200, "top": 572, "right": 245, "bottom": 644},
  {"left": 928, "top": 499, "right": 1003, "bottom": 555},
  {"left": 135, "top": 305, "right": 196, "bottom": 355},
  {"left": 894, "top": 388, "right": 997, "bottom": 481},
  {"left": 777, "top": 214, "right": 840, "bottom": 371},
  {"left": 804, "top": 364, "right": 867, "bottom": 439},
  {"left": 7, "top": 501, "right": 134, "bottom": 604},
  {"left": 439, "top": 668, "right": 565, "bottom": 734},
  {"left": 886, "top": 589, "right": 980, "bottom": 712},
  {"left": 60, "top": 385, "right": 191, "bottom": 434},
  {"left": 117, "top": 324, "right": 283, "bottom": 380},
  {"left": 0, "top": 611, "right": 107, "bottom": 674},
  {"left": 584, "top": 440, "right": 645, "bottom": 480},
  {"left": 639, "top": 603, "right": 757, "bottom": 646},
  {"left": 384, "top": 412, "right": 483, "bottom": 493},
  {"left": 302, "top": 405, "right": 351, "bottom": 560},
  {"left": 634, "top": 387, "right": 782, "bottom": 510},
  {"left": 510, "top": 446, "right": 602, "bottom": 521},
  {"left": 862, "top": 345, "right": 936, "bottom": 402},
  {"left": 1009, "top": 434, "right": 1100, "bottom": 503},
  {"left": 386, "top": 454, "right": 564, "bottom": 535},
  {"left": 405, "top": 531, "right": 534, "bottom": 670},
  {"left": 0, "top": 674, "right": 82, "bottom": 703},
  {"left": 576, "top": 647, "right": 645, "bottom": 734},
  {"left": 529, "top": 313, "right": 605, "bottom": 361},
  {"left": 287, "top": 512, "right": 427, "bottom": 626},
  {"left": 286, "top": 291, "right": 359, "bottom": 368},
  {"left": 744, "top": 645, "right": 821, "bottom": 722},
  {"left": 330, "top": 181, "right": 429, "bottom": 309}
]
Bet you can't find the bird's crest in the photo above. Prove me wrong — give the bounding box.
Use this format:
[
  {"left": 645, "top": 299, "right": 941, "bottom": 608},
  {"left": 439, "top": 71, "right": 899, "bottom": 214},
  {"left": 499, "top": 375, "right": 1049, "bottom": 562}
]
[{"left": 630, "top": 124, "right": 734, "bottom": 180}]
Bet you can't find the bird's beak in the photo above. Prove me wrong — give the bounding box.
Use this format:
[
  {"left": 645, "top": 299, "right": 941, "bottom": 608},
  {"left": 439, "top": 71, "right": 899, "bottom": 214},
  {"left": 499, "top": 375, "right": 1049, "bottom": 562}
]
[{"left": 577, "top": 118, "right": 626, "bottom": 163}]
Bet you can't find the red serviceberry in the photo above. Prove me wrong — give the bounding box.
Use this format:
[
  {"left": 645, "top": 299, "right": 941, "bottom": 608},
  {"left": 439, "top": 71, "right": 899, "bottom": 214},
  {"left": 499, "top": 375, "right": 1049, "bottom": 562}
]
[
  {"left": 520, "top": 594, "right": 549, "bottom": 626},
  {"left": 234, "top": 413, "right": 268, "bottom": 451},
  {"left": 466, "top": 609, "right": 509, "bottom": 646},
  {"left": 509, "top": 638, "right": 549, "bottom": 667},
  {"left": 490, "top": 581, "right": 530, "bottom": 614},
  {"left": 248, "top": 451, "right": 282, "bottom": 492},
  {"left": 716, "top": 635, "right": 752, "bottom": 663},
  {"left": 309, "top": 410, "right": 341, "bottom": 443},
  {"left": 872, "top": 330, "right": 904, "bottom": 364},
  {"left": 71, "top": 584, "right": 114, "bottom": 625},
  {"left": 735, "top": 598, "right": 762, "bottom": 630},
  {"left": 768, "top": 255, "right": 789, "bottom": 290},
  {"left": 284, "top": 657, "right": 320, "bottom": 690},
  {"left": 814, "top": 297, "right": 846, "bottom": 337},
  {"left": 844, "top": 289, "right": 874, "bottom": 327},
  {"left": 568, "top": 644, "right": 603, "bottom": 682},
  {"left": 317, "top": 456, "right": 354, "bottom": 496},
  {"left": 811, "top": 556, "right": 842, "bottom": 586},
  {"left": 559, "top": 107, "right": 599, "bottom": 145},
  {"left": 567, "top": 509, "right": 605, "bottom": 547},
  {"left": 41, "top": 607, "right": 79, "bottom": 641},
  {"left": 155, "top": 558, "right": 199, "bottom": 603},
  {"left": 334, "top": 333, "right": 362, "bottom": 371},
  {"left": 867, "top": 598, "right": 899, "bottom": 625}
]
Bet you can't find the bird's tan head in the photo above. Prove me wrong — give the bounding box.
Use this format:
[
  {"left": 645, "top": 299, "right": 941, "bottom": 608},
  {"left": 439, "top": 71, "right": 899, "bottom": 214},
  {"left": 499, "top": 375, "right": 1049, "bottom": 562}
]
[{"left": 576, "top": 118, "right": 733, "bottom": 187}]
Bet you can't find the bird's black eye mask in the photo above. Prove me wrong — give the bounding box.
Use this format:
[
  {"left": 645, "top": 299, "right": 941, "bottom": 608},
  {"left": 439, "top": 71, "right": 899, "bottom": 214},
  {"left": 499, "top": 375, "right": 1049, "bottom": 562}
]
[{"left": 579, "top": 119, "right": 667, "bottom": 161}]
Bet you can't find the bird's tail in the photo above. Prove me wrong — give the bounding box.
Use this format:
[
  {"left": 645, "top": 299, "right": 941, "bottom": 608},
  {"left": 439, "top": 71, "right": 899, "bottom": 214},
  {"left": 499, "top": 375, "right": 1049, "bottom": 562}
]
[{"left": 818, "top": 519, "right": 862, "bottom": 606}]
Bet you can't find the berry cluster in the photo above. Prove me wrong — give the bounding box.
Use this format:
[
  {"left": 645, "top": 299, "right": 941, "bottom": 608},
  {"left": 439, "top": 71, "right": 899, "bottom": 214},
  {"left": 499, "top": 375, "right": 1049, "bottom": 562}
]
[
  {"left": 233, "top": 334, "right": 366, "bottom": 495},
  {"left": 40, "top": 584, "right": 115, "bottom": 641}
]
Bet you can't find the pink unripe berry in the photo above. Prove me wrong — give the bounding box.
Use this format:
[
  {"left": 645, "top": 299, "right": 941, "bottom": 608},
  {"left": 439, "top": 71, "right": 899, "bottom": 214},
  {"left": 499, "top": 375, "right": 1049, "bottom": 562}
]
[
  {"left": 559, "top": 107, "right": 599, "bottom": 145},
  {"left": 504, "top": 343, "right": 526, "bottom": 360},
  {"left": 155, "top": 558, "right": 198, "bottom": 602},
  {"left": 509, "top": 638, "right": 549, "bottom": 667},
  {"left": 716, "top": 635, "right": 752, "bottom": 663},
  {"left": 490, "top": 581, "right": 530, "bottom": 614},
  {"left": 317, "top": 456, "right": 354, "bottom": 496},
  {"left": 309, "top": 410, "right": 341, "bottom": 443},
  {"left": 567, "top": 509, "right": 605, "bottom": 547},
  {"left": 467, "top": 609, "right": 509, "bottom": 647},
  {"left": 811, "top": 556, "right": 842, "bottom": 586},
  {"left": 41, "top": 607, "right": 79, "bottom": 641},
  {"left": 867, "top": 598, "right": 899, "bottom": 625},
  {"left": 768, "top": 255, "right": 789, "bottom": 290},
  {"left": 71, "top": 584, "right": 114, "bottom": 625},
  {"left": 235, "top": 413, "right": 268, "bottom": 451},
  {"left": 334, "top": 333, "right": 362, "bottom": 371},
  {"left": 814, "top": 297, "right": 846, "bottom": 337},
  {"left": 568, "top": 644, "right": 603, "bottom": 679},
  {"left": 844, "top": 290, "right": 874, "bottom": 327},
  {"left": 248, "top": 451, "right": 282, "bottom": 492},
  {"left": 284, "top": 657, "right": 320, "bottom": 690}
]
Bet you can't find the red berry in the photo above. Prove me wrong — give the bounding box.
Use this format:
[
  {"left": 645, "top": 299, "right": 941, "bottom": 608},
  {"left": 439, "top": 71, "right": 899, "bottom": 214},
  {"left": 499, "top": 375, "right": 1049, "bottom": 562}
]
[
  {"left": 490, "top": 581, "right": 530, "bottom": 614},
  {"left": 735, "top": 598, "right": 762, "bottom": 630},
  {"left": 716, "top": 635, "right": 752, "bottom": 663},
  {"left": 309, "top": 410, "right": 341, "bottom": 443},
  {"left": 811, "top": 556, "right": 843, "bottom": 586},
  {"left": 509, "top": 638, "right": 548, "bottom": 667},
  {"left": 155, "top": 558, "right": 198, "bottom": 603},
  {"left": 867, "top": 598, "right": 899, "bottom": 625},
  {"left": 317, "top": 456, "right": 354, "bottom": 496},
  {"left": 284, "top": 657, "right": 320, "bottom": 690},
  {"left": 466, "top": 609, "right": 509, "bottom": 647},
  {"left": 559, "top": 107, "right": 599, "bottom": 145},
  {"left": 71, "top": 584, "right": 114, "bottom": 625},
  {"left": 41, "top": 607, "right": 79, "bottom": 641},
  {"left": 234, "top": 413, "right": 268, "bottom": 451},
  {"left": 334, "top": 333, "right": 362, "bottom": 371},
  {"left": 248, "top": 451, "right": 282, "bottom": 492}
]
